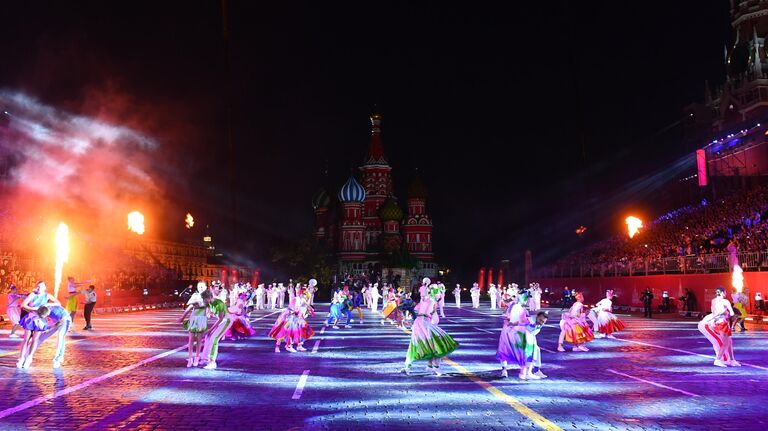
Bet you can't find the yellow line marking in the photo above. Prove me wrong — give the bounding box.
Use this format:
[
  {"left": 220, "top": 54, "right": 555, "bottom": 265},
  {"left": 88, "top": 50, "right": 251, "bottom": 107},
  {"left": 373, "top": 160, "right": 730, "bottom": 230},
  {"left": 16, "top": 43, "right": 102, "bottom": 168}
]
[{"left": 398, "top": 326, "right": 562, "bottom": 431}]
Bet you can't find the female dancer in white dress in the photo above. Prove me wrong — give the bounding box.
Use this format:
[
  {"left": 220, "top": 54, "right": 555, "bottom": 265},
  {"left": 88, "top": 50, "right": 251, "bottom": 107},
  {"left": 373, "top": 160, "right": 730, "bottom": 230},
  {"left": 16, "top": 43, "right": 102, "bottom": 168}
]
[{"left": 699, "top": 287, "right": 740, "bottom": 367}]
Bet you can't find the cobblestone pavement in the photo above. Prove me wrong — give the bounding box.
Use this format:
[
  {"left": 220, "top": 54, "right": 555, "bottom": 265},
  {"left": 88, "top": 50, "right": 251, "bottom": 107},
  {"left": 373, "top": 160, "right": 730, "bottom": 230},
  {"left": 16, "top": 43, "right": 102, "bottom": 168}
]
[{"left": 0, "top": 302, "right": 766, "bottom": 431}]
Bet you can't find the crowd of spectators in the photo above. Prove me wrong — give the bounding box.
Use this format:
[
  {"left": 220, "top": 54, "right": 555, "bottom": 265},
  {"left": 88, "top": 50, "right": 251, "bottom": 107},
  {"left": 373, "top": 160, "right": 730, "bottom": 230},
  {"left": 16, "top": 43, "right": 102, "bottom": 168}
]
[{"left": 552, "top": 184, "right": 768, "bottom": 273}]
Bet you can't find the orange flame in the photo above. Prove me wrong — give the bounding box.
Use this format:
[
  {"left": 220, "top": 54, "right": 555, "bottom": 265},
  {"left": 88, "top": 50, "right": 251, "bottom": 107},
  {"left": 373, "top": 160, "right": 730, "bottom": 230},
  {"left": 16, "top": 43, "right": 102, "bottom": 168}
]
[
  {"left": 625, "top": 216, "right": 643, "bottom": 238},
  {"left": 185, "top": 213, "right": 194, "bottom": 229},
  {"left": 127, "top": 211, "right": 145, "bottom": 235},
  {"left": 54, "top": 222, "right": 69, "bottom": 298}
]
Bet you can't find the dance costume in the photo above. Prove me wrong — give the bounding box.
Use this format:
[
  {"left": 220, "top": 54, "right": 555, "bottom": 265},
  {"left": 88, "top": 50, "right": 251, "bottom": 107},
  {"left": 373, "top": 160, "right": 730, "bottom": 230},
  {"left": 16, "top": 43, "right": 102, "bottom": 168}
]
[
  {"left": 6, "top": 291, "right": 24, "bottom": 330},
  {"left": 183, "top": 304, "right": 209, "bottom": 333},
  {"left": 202, "top": 298, "right": 234, "bottom": 368},
  {"left": 270, "top": 295, "right": 314, "bottom": 350},
  {"left": 326, "top": 290, "right": 353, "bottom": 328},
  {"left": 698, "top": 293, "right": 740, "bottom": 367},
  {"left": 497, "top": 300, "right": 546, "bottom": 379},
  {"left": 489, "top": 284, "right": 498, "bottom": 309},
  {"left": 453, "top": 285, "right": 461, "bottom": 308},
  {"left": 470, "top": 284, "right": 481, "bottom": 308},
  {"left": 381, "top": 290, "right": 401, "bottom": 324},
  {"left": 593, "top": 296, "right": 625, "bottom": 337},
  {"left": 558, "top": 298, "right": 594, "bottom": 351},
  {"left": 403, "top": 289, "right": 459, "bottom": 374},
  {"left": 38, "top": 305, "right": 72, "bottom": 367},
  {"left": 226, "top": 295, "right": 256, "bottom": 339}
]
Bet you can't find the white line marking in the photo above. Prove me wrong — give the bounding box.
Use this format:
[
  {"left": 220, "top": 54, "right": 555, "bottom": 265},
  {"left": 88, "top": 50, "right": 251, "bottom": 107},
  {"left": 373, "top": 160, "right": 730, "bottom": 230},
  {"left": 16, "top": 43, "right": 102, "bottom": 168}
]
[
  {"left": 320, "top": 327, "right": 326, "bottom": 335},
  {"left": 539, "top": 346, "right": 557, "bottom": 354},
  {"left": 311, "top": 340, "right": 321, "bottom": 353},
  {"left": 0, "top": 345, "right": 186, "bottom": 419},
  {"left": 607, "top": 369, "right": 700, "bottom": 397},
  {"left": 292, "top": 369, "right": 311, "bottom": 400},
  {"left": 474, "top": 327, "right": 495, "bottom": 334},
  {"left": 613, "top": 337, "right": 768, "bottom": 371}
]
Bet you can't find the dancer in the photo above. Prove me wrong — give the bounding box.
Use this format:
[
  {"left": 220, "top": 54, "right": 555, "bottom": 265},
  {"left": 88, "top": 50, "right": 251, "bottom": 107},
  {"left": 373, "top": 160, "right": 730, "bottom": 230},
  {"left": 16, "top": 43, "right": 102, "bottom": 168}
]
[
  {"left": 64, "top": 277, "right": 87, "bottom": 323},
  {"left": 349, "top": 290, "right": 365, "bottom": 324},
  {"left": 17, "top": 305, "right": 51, "bottom": 369},
  {"left": 6, "top": 283, "right": 25, "bottom": 338},
  {"left": 401, "top": 285, "right": 459, "bottom": 375},
  {"left": 225, "top": 292, "right": 257, "bottom": 340},
  {"left": 592, "top": 290, "right": 625, "bottom": 338},
  {"left": 731, "top": 290, "right": 748, "bottom": 332},
  {"left": 399, "top": 292, "right": 417, "bottom": 327},
  {"left": 38, "top": 304, "right": 73, "bottom": 368},
  {"left": 361, "top": 283, "right": 369, "bottom": 307},
  {"left": 557, "top": 291, "right": 593, "bottom": 352},
  {"left": 453, "top": 284, "right": 461, "bottom": 308},
  {"left": 470, "top": 283, "right": 481, "bottom": 308},
  {"left": 380, "top": 287, "right": 401, "bottom": 325},
  {"left": 437, "top": 282, "right": 447, "bottom": 318},
  {"left": 278, "top": 283, "right": 287, "bottom": 309},
  {"left": 326, "top": 287, "right": 352, "bottom": 329},
  {"left": 178, "top": 284, "right": 212, "bottom": 367},
  {"left": 489, "top": 283, "right": 498, "bottom": 310},
  {"left": 255, "top": 283, "right": 265, "bottom": 310},
  {"left": 270, "top": 287, "right": 315, "bottom": 352},
  {"left": 201, "top": 289, "right": 235, "bottom": 370},
  {"left": 497, "top": 290, "right": 549, "bottom": 380},
  {"left": 307, "top": 279, "right": 318, "bottom": 306},
  {"left": 699, "top": 287, "right": 740, "bottom": 367}
]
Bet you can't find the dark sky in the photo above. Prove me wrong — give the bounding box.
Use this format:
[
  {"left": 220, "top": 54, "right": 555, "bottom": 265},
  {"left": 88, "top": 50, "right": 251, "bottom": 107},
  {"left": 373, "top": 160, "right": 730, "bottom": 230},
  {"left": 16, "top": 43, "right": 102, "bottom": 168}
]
[{"left": 0, "top": 1, "right": 732, "bottom": 281}]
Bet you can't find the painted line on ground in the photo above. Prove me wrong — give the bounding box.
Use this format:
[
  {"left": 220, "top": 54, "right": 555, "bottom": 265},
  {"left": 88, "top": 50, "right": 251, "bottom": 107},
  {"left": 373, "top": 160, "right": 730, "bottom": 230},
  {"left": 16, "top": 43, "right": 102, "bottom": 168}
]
[
  {"left": 320, "top": 327, "right": 326, "bottom": 335},
  {"left": 311, "top": 340, "right": 321, "bottom": 353},
  {"left": 398, "top": 325, "right": 561, "bottom": 431},
  {"left": 0, "top": 344, "right": 186, "bottom": 419},
  {"left": 292, "top": 369, "right": 311, "bottom": 400},
  {"left": 474, "top": 327, "right": 495, "bottom": 334},
  {"left": 607, "top": 369, "right": 700, "bottom": 397}
]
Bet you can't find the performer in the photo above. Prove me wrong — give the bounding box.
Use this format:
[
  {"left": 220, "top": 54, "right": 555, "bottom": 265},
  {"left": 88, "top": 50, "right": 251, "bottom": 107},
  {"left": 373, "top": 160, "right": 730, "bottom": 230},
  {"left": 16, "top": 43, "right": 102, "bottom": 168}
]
[
  {"left": 401, "top": 285, "right": 459, "bottom": 375},
  {"left": 398, "top": 292, "right": 417, "bottom": 326},
  {"left": 361, "top": 283, "right": 369, "bottom": 307},
  {"left": 370, "top": 282, "right": 381, "bottom": 312},
  {"left": 528, "top": 282, "right": 542, "bottom": 312},
  {"left": 453, "top": 284, "right": 462, "bottom": 308},
  {"left": 6, "top": 283, "right": 25, "bottom": 338},
  {"left": 731, "top": 290, "right": 748, "bottom": 332},
  {"left": 349, "top": 290, "right": 365, "bottom": 324},
  {"left": 557, "top": 291, "right": 593, "bottom": 352},
  {"left": 497, "top": 290, "right": 549, "bottom": 380},
  {"left": 699, "top": 287, "right": 740, "bottom": 367},
  {"left": 592, "top": 290, "right": 625, "bottom": 338},
  {"left": 641, "top": 287, "right": 654, "bottom": 318},
  {"left": 268, "top": 283, "right": 278, "bottom": 310},
  {"left": 380, "top": 287, "right": 401, "bottom": 325},
  {"left": 307, "top": 279, "right": 318, "bottom": 306},
  {"left": 225, "top": 292, "right": 257, "bottom": 340},
  {"left": 326, "top": 287, "right": 353, "bottom": 329},
  {"left": 38, "top": 304, "right": 72, "bottom": 368},
  {"left": 201, "top": 290, "right": 235, "bottom": 370},
  {"left": 255, "top": 283, "right": 265, "bottom": 310},
  {"left": 178, "top": 284, "right": 211, "bottom": 367},
  {"left": 489, "top": 284, "right": 498, "bottom": 310},
  {"left": 17, "top": 306, "right": 50, "bottom": 369},
  {"left": 271, "top": 287, "right": 315, "bottom": 352},
  {"left": 278, "top": 283, "right": 287, "bottom": 309},
  {"left": 419, "top": 277, "right": 431, "bottom": 302},
  {"left": 470, "top": 283, "right": 481, "bottom": 308},
  {"left": 437, "top": 282, "right": 447, "bottom": 318}
]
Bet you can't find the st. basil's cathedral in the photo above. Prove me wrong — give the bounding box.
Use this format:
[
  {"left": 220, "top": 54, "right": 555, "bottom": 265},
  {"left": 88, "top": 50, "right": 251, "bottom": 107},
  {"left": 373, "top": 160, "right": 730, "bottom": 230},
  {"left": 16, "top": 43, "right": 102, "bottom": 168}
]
[{"left": 311, "top": 113, "right": 437, "bottom": 284}]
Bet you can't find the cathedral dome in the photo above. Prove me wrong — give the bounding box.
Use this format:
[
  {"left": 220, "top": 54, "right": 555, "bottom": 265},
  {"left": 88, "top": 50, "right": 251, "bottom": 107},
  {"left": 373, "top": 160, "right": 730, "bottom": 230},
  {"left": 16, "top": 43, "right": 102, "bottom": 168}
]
[
  {"left": 338, "top": 175, "right": 367, "bottom": 203},
  {"left": 379, "top": 197, "right": 403, "bottom": 222},
  {"left": 407, "top": 175, "right": 428, "bottom": 199}
]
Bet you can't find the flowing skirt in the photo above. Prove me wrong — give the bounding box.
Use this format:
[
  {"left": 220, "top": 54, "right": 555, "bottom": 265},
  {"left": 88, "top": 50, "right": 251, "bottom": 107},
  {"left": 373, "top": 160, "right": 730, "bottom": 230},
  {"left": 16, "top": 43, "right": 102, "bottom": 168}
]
[
  {"left": 6, "top": 305, "right": 21, "bottom": 325},
  {"left": 381, "top": 301, "right": 398, "bottom": 319},
  {"left": 560, "top": 317, "right": 594, "bottom": 344},
  {"left": 225, "top": 315, "right": 256, "bottom": 339},
  {"left": 596, "top": 311, "right": 625, "bottom": 335},
  {"left": 270, "top": 312, "right": 314, "bottom": 343},
  {"left": 406, "top": 316, "right": 459, "bottom": 362},
  {"left": 19, "top": 314, "right": 47, "bottom": 331},
  {"left": 497, "top": 325, "right": 539, "bottom": 367}
]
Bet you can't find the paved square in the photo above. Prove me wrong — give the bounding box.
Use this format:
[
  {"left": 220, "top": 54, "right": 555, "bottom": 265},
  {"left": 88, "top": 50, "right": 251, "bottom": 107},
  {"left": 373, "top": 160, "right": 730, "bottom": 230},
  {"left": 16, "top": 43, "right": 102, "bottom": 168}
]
[{"left": 1, "top": 303, "right": 766, "bottom": 430}]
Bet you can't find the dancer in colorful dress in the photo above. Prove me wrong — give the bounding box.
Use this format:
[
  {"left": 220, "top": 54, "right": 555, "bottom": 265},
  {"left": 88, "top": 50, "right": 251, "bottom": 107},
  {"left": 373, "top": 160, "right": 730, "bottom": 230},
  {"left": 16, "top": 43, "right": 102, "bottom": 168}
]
[
  {"left": 326, "top": 287, "right": 352, "bottom": 329},
  {"left": 17, "top": 305, "right": 50, "bottom": 369},
  {"left": 591, "top": 290, "right": 625, "bottom": 339},
  {"left": 557, "top": 291, "right": 593, "bottom": 352},
  {"left": 401, "top": 285, "right": 459, "bottom": 375},
  {"left": 178, "top": 284, "right": 212, "bottom": 367},
  {"left": 453, "top": 284, "right": 461, "bottom": 308},
  {"left": 497, "top": 290, "right": 549, "bottom": 380},
  {"left": 528, "top": 282, "right": 542, "bottom": 312},
  {"left": 731, "top": 290, "right": 748, "bottom": 332},
  {"left": 349, "top": 290, "right": 365, "bottom": 324},
  {"left": 699, "top": 287, "right": 740, "bottom": 367},
  {"left": 307, "top": 279, "right": 318, "bottom": 306},
  {"left": 470, "top": 283, "right": 481, "bottom": 308},
  {"left": 380, "top": 287, "right": 401, "bottom": 325},
  {"left": 37, "top": 304, "right": 73, "bottom": 368},
  {"left": 270, "top": 287, "right": 315, "bottom": 352},
  {"left": 225, "top": 292, "right": 257, "bottom": 340},
  {"left": 201, "top": 289, "right": 235, "bottom": 370},
  {"left": 6, "top": 284, "right": 25, "bottom": 338}
]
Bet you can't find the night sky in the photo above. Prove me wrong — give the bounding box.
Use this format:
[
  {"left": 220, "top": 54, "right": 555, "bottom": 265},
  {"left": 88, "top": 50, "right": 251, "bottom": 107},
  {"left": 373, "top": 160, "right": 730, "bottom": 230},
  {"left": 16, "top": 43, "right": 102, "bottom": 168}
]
[{"left": 0, "top": 1, "right": 733, "bottom": 281}]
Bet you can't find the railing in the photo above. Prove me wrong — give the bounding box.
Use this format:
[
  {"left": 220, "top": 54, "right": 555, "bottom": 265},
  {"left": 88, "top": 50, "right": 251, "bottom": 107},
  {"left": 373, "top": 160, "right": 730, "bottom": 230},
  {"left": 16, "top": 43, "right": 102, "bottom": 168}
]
[{"left": 537, "top": 251, "right": 768, "bottom": 278}]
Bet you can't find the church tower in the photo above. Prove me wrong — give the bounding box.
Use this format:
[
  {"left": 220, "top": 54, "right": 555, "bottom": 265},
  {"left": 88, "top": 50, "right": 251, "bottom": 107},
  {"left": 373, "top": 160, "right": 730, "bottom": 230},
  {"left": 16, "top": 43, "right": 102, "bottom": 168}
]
[{"left": 359, "top": 112, "right": 393, "bottom": 252}]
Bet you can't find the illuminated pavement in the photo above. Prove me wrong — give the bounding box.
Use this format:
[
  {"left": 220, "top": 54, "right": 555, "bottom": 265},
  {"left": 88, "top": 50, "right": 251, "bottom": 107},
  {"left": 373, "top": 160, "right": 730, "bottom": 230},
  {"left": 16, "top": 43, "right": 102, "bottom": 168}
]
[{"left": 1, "top": 303, "right": 767, "bottom": 431}]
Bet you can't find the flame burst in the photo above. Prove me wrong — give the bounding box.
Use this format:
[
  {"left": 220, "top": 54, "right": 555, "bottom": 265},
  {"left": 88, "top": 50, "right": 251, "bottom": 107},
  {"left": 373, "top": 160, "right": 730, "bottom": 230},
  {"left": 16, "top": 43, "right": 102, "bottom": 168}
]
[
  {"left": 54, "top": 222, "right": 69, "bottom": 298},
  {"left": 732, "top": 264, "right": 744, "bottom": 293},
  {"left": 128, "top": 211, "right": 145, "bottom": 235},
  {"left": 625, "top": 216, "right": 643, "bottom": 238},
  {"left": 185, "top": 213, "right": 194, "bottom": 229}
]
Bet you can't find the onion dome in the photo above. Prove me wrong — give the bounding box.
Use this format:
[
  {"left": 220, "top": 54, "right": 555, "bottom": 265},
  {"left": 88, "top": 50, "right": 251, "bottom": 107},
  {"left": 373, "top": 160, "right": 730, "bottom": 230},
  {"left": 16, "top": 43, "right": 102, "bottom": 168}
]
[
  {"left": 311, "top": 187, "right": 330, "bottom": 210},
  {"left": 407, "top": 175, "right": 428, "bottom": 199},
  {"left": 378, "top": 197, "right": 403, "bottom": 222},
  {"left": 338, "top": 175, "right": 367, "bottom": 202}
]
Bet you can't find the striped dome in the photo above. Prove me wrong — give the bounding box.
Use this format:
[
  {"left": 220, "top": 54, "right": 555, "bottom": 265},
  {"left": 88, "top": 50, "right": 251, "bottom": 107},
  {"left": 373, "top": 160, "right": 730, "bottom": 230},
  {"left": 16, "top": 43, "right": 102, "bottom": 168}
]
[
  {"left": 338, "top": 175, "right": 367, "bottom": 203},
  {"left": 407, "top": 175, "right": 428, "bottom": 199},
  {"left": 379, "top": 197, "right": 403, "bottom": 222},
  {"left": 312, "top": 187, "right": 330, "bottom": 210}
]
